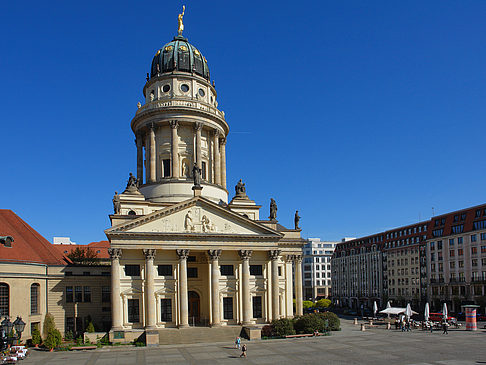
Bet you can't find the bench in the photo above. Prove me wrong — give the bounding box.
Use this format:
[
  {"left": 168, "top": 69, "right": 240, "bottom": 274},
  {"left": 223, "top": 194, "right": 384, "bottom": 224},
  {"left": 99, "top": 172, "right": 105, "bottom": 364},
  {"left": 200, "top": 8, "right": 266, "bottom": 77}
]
[
  {"left": 70, "top": 346, "right": 97, "bottom": 351},
  {"left": 285, "top": 333, "right": 327, "bottom": 338}
]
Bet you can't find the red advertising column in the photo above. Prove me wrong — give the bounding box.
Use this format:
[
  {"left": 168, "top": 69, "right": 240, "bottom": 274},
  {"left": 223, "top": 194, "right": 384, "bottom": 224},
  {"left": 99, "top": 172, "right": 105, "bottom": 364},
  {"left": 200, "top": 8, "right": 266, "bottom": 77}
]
[{"left": 464, "top": 305, "right": 479, "bottom": 331}]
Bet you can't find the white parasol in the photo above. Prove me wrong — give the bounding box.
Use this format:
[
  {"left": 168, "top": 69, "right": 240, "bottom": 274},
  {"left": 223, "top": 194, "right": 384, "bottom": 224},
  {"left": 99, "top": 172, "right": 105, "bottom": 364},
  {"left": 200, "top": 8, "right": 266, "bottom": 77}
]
[
  {"left": 424, "top": 302, "right": 430, "bottom": 321},
  {"left": 442, "top": 302, "right": 448, "bottom": 320},
  {"left": 373, "top": 301, "right": 378, "bottom": 317},
  {"left": 405, "top": 303, "right": 413, "bottom": 319}
]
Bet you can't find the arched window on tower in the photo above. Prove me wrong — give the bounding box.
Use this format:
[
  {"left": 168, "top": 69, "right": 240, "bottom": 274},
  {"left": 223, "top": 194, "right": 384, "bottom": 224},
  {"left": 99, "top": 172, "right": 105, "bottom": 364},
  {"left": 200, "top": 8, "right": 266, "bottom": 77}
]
[
  {"left": 31, "top": 283, "right": 40, "bottom": 314},
  {"left": 0, "top": 283, "right": 9, "bottom": 317}
]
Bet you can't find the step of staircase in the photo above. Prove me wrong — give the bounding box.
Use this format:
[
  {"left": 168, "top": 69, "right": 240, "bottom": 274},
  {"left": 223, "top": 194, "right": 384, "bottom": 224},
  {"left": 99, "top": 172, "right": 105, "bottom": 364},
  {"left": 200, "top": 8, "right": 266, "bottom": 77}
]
[{"left": 158, "top": 326, "right": 244, "bottom": 345}]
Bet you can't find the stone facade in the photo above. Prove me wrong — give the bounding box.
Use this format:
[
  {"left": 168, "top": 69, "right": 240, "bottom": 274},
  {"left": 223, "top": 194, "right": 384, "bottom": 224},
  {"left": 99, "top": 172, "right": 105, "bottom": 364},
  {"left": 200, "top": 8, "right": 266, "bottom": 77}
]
[{"left": 302, "top": 238, "right": 337, "bottom": 300}]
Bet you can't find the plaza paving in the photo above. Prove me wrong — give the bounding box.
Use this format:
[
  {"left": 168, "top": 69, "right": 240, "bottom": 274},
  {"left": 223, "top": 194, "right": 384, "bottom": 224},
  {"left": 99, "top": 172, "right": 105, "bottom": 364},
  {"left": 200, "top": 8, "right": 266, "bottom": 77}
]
[{"left": 21, "top": 319, "right": 486, "bottom": 365}]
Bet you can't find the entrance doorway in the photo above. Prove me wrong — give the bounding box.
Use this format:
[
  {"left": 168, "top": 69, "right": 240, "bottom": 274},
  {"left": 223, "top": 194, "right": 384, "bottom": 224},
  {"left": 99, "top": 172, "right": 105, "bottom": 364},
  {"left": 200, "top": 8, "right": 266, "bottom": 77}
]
[{"left": 188, "top": 291, "right": 200, "bottom": 326}]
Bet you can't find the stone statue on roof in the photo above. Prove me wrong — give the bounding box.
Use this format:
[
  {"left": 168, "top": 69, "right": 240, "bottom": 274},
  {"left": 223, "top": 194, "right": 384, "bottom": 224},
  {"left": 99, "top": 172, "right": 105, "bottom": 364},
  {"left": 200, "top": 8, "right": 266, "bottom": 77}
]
[
  {"left": 294, "top": 210, "right": 301, "bottom": 230},
  {"left": 235, "top": 179, "right": 247, "bottom": 197},
  {"left": 113, "top": 191, "right": 121, "bottom": 214},
  {"left": 269, "top": 198, "right": 277, "bottom": 221},
  {"left": 192, "top": 163, "right": 201, "bottom": 187},
  {"left": 178, "top": 5, "right": 185, "bottom": 36}
]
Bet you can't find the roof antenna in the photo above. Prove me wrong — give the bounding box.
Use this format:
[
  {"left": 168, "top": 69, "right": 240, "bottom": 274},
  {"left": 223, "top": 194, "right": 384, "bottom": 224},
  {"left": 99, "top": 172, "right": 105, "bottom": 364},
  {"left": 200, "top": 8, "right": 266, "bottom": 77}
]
[{"left": 432, "top": 207, "right": 435, "bottom": 217}]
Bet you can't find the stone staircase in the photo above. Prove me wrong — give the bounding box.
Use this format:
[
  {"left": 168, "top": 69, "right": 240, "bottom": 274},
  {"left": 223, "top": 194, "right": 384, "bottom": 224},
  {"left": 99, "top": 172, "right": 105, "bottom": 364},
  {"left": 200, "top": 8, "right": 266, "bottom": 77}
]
[{"left": 158, "top": 326, "right": 244, "bottom": 345}]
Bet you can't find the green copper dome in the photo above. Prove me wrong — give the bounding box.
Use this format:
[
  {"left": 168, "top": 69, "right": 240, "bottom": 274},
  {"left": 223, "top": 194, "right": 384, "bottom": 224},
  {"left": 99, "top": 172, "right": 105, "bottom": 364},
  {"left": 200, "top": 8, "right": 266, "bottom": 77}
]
[{"left": 150, "top": 36, "right": 210, "bottom": 80}]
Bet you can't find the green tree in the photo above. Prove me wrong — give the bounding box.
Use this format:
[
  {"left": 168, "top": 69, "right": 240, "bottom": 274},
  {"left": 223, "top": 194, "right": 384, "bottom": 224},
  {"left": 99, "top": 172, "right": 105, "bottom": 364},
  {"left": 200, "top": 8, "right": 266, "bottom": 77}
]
[
  {"left": 86, "top": 322, "right": 95, "bottom": 333},
  {"left": 31, "top": 328, "right": 42, "bottom": 346},
  {"left": 44, "top": 328, "right": 62, "bottom": 350},
  {"left": 303, "top": 300, "right": 314, "bottom": 310},
  {"left": 67, "top": 247, "right": 98, "bottom": 265},
  {"left": 315, "top": 298, "right": 331, "bottom": 308},
  {"left": 42, "top": 313, "right": 56, "bottom": 339}
]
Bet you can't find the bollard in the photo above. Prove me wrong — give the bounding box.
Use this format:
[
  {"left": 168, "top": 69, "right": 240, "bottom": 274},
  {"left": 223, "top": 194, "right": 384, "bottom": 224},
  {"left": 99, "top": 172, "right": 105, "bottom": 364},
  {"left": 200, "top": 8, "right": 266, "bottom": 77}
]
[
  {"left": 354, "top": 318, "right": 358, "bottom": 325},
  {"left": 369, "top": 320, "right": 373, "bottom": 326},
  {"left": 386, "top": 322, "right": 391, "bottom": 330},
  {"left": 361, "top": 323, "right": 366, "bottom": 331}
]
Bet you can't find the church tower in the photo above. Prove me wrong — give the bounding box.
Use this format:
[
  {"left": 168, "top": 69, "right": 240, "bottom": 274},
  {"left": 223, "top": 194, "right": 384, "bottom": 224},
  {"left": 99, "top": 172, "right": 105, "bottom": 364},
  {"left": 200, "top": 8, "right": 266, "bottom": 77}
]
[{"left": 132, "top": 27, "right": 228, "bottom": 204}]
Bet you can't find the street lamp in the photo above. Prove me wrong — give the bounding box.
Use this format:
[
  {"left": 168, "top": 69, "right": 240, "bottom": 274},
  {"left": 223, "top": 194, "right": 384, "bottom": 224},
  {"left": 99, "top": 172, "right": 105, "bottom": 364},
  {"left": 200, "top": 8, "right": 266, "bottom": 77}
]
[{"left": 13, "top": 317, "right": 25, "bottom": 342}]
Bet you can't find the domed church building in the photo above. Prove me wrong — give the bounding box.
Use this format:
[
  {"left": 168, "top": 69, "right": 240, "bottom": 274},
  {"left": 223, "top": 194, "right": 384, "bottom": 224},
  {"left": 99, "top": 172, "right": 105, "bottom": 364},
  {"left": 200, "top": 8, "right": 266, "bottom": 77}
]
[{"left": 105, "top": 11, "right": 304, "bottom": 343}]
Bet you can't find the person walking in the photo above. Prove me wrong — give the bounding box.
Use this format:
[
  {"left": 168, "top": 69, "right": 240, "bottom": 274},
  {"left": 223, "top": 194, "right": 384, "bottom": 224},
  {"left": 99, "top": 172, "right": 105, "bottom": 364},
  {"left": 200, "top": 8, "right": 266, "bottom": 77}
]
[
  {"left": 240, "top": 344, "right": 247, "bottom": 358},
  {"left": 235, "top": 336, "right": 241, "bottom": 349},
  {"left": 442, "top": 320, "right": 449, "bottom": 335}
]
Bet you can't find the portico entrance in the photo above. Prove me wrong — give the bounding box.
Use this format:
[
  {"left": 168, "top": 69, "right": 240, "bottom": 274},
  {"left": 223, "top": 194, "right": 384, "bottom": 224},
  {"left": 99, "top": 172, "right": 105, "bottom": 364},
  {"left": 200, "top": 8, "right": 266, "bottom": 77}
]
[{"left": 188, "top": 291, "right": 200, "bottom": 326}]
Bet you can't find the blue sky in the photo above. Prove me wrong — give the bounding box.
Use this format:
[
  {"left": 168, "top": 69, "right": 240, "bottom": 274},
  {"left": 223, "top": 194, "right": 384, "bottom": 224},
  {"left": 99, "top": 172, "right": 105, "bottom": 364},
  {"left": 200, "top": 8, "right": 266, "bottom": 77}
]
[{"left": 1, "top": 1, "right": 485, "bottom": 244}]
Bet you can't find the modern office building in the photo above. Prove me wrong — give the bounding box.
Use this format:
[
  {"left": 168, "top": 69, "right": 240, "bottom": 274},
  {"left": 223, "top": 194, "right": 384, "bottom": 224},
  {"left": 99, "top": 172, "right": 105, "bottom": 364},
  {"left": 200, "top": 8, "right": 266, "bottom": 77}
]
[{"left": 302, "top": 238, "right": 337, "bottom": 300}]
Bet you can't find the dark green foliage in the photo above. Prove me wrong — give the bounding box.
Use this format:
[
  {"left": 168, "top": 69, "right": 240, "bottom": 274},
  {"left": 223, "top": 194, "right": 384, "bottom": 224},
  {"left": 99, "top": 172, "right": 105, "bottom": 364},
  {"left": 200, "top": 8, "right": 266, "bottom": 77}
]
[
  {"left": 294, "top": 314, "right": 326, "bottom": 334},
  {"left": 42, "top": 313, "right": 56, "bottom": 339},
  {"left": 317, "top": 312, "right": 340, "bottom": 331},
  {"left": 271, "top": 318, "right": 296, "bottom": 337},
  {"left": 44, "top": 328, "right": 62, "bottom": 350},
  {"left": 261, "top": 325, "right": 274, "bottom": 338},
  {"left": 86, "top": 322, "right": 95, "bottom": 333},
  {"left": 31, "top": 328, "right": 42, "bottom": 346},
  {"left": 64, "top": 330, "right": 73, "bottom": 341}
]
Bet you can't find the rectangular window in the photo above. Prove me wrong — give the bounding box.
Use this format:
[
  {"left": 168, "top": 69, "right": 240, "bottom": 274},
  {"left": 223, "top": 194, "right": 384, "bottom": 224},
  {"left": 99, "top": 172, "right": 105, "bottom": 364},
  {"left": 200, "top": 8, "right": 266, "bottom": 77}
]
[
  {"left": 201, "top": 161, "right": 207, "bottom": 180},
  {"left": 451, "top": 225, "right": 464, "bottom": 234},
  {"left": 124, "top": 265, "right": 140, "bottom": 276},
  {"left": 449, "top": 250, "right": 455, "bottom": 257},
  {"left": 127, "top": 299, "right": 140, "bottom": 323},
  {"left": 158, "top": 265, "right": 173, "bottom": 276},
  {"left": 449, "top": 261, "right": 455, "bottom": 269},
  {"left": 481, "top": 246, "right": 486, "bottom": 254},
  {"left": 472, "top": 259, "right": 478, "bottom": 267},
  {"left": 66, "top": 286, "right": 73, "bottom": 303},
  {"left": 458, "top": 237, "right": 463, "bottom": 244},
  {"left": 223, "top": 297, "right": 233, "bottom": 320},
  {"left": 471, "top": 234, "right": 477, "bottom": 242},
  {"left": 220, "top": 265, "right": 234, "bottom": 276},
  {"left": 31, "top": 284, "right": 39, "bottom": 314},
  {"left": 75, "top": 286, "right": 83, "bottom": 302},
  {"left": 162, "top": 159, "right": 171, "bottom": 177},
  {"left": 278, "top": 266, "right": 282, "bottom": 276},
  {"left": 472, "top": 246, "right": 478, "bottom": 254},
  {"left": 449, "top": 238, "right": 454, "bottom": 246},
  {"left": 83, "top": 286, "right": 91, "bottom": 303},
  {"left": 187, "top": 267, "right": 198, "bottom": 278},
  {"left": 252, "top": 296, "right": 262, "bottom": 318},
  {"left": 433, "top": 229, "right": 443, "bottom": 237},
  {"left": 102, "top": 286, "right": 110, "bottom": 303},
  {"left": 473, "top": 220, "right": 486, "bottom": 231},
  {"left": 481, "top": 233, "right": 486, "bottom": 241},
  {"left": 458, "top": 249, "right": 464, "bottom": 256},
  {"left": 250, "top": 265, "right": 263, "bottom": 276},
  {"left": 459, "top": 261, "right": 464, "bottom": 268},
  {"left": 476, "top": 209, "right": 482, "bottom": 218},
  {"left": 437, "top": 241, "right": 443, "bottom": 250},
  {"left": 160, "top": 299, "right": 172, "bottom": 322},
  {"left": 65, "top": 317, "right": 74, "bottom": 334}
]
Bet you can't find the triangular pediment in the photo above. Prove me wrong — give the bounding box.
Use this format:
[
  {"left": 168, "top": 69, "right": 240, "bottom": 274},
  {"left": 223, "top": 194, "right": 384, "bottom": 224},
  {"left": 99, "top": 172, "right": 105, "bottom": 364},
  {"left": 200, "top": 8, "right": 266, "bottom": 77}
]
[{"left": 106, "top": 197, "right": 281, "bottom": 238}]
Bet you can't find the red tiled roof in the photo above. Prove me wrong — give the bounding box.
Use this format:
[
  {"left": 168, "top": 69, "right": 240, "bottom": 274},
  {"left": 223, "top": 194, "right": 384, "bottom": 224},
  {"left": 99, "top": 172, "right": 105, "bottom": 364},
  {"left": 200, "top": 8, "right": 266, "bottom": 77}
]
[
  {"left": 53, "top": 240, "right": 111, "bottom": 259},
  {"left": 0, "top": 209, "right": 67, "bottom": 265}
]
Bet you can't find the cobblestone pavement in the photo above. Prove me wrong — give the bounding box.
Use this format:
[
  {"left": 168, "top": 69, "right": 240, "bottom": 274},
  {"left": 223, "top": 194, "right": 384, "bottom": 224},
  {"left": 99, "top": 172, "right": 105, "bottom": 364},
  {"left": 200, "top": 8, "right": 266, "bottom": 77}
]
[{"left": 20, "top": 319, "right": 486, "bottom": 365}]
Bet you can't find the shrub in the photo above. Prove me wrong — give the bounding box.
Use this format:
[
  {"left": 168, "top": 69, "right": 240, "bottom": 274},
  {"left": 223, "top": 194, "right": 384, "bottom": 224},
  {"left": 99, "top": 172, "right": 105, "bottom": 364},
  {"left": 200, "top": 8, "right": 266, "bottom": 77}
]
[
  {"left": 272, "top": 318, "right": 295, "bottom": 337},
  {"left": 294, "top": 314, "right": 326, "bottom": 334},
  {"left": 86, "top": 322, "right": 95, "bottom": 333},
  {"left": 261, "top": 325, "right": 274, "bottom": 338},
  {"left": 31, "top": 328, "right": 42, "bottom": 346},
  {"left": 315, "top": 298, "right": 331, "bottom": 308},
  {"left": 42, "top": 313, "right": 56, "bottom": 339},
  {"left": 303, "top": 301, "right": 314, "bottom": 310},
  {"left": 44, "top": 328, "right": 62, "bottom": 350},
  {"left": 317, "top": 312, "right": 340, "bottom": 331},
  {"left": 64, "top": 330, "right": 74, "bottom": 341}
]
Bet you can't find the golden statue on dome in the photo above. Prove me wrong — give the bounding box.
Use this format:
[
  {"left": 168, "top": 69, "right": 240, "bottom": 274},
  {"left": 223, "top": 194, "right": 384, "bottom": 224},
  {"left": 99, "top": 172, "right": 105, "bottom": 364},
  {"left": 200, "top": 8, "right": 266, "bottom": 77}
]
[{"left": 178, "top": 5, "right": 185, "bottom": 36}]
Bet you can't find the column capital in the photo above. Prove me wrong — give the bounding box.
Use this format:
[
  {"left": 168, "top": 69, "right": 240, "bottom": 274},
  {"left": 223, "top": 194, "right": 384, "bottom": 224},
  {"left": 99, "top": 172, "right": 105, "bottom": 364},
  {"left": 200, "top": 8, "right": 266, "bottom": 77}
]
[
  {"left": 177, "top": 249, "right": 190, "bottom": 260},
  {"left": 194, "top": 122, "right": 203, "bottom": 132},
  {"left": 293, "top": 254, "right": 303, "bottom": 263},
  {"left": 108, "top": 248, "right": 122, "bottom": 260},
  {"left": 208, "top": 249, "right": 222, "bottom": 260},
  {"left": 143, "top": 248, "right": 156, "bottom": 260},
  {"left": 169, "top": 120, "right": 179, "bottom": 129},
  {"left": 268, "top": 249, "right": 281, "bottom": 260},
  {"left": 238, "top": 250, "right": 252, "bottom": 261},
  {"left": 213, "top": 129, "right": 221, "bottom": 138}
]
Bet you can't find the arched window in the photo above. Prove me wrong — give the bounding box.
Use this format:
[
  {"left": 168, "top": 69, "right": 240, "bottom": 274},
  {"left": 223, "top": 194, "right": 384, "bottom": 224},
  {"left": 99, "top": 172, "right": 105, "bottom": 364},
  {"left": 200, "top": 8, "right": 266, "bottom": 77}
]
[
  {"left": 0, "top": 283, "right": 9, "bottom": 316},
  {"left": 31, "top": 283, "right": 40, "bottom": 314}
]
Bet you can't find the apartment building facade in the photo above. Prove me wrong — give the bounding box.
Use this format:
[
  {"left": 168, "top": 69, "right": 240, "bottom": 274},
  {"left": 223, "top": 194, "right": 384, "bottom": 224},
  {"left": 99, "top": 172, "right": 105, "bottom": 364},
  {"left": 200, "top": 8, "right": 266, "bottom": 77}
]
[{"left": 302, "top": 238, "right": 337, "bottom": 300}]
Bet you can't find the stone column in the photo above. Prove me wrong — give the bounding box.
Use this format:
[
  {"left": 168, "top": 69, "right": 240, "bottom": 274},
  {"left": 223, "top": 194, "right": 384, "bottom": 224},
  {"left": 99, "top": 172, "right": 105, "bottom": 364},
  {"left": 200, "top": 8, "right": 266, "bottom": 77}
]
[
  {"left": 170, "top": 121, "right": 180, "bottom": 178},
  {"left": 149, "top": 124, "right": 156, "bottom": 182},
  {"left": 194, "top": 123, "right": 203, "bottom": 170},
  {"left": 108, "top": 248, "right": 123, "bottom": 330},
  {"left": 145, "top": 131, "right": 151, "bottom": 182},
  {"left": 269, "top": 250, "right": 281, "bottom": 321},
  {"left": 294, "top": 255, "right": 303, "bottom": 316},
  {"left": 143, "top": 249, "right": 156, "bottom": 329},
  {"left": 136, "top": 134, "right": 143, "bottom": 184},
  {"left": 208, "top": 249, "right": 222, "bottom": 327},
  {"left": 213, "top": 131, "right": 221, "bottom": 185},
  {"left": 239, "top": 250, "right": 252, "bottom": 325},
  {"left": 177, "top": 249, "right": 190, "bottom": 328},
  {"left": 220, "top": 137, "right": 226, "bottom": 189}
]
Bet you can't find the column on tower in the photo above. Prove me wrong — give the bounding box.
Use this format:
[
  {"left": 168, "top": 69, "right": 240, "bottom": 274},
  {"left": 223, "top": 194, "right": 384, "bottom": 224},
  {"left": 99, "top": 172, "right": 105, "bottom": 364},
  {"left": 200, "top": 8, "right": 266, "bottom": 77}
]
[
  {"left": 208, "top": 249, "right": 222, "bottom": 327},
  {"left": 144, "top": 129, "right": 151, "bottom": 182},
  {"left": 109, "top": 248, "right": 123, "bottom": 330},
  {"left": 269, "top": 250, "right": 281, "bottom": 321},
  {"left": 143, "top": 249, "right": 156, "bottom": 329},
  {"left": 170, "top": 121, "right": 180, "bottom": 178},
  {"left": 194, "top": 123, "right": 202, "bottom": 169},
  {"left": 136, "top": 134, "right": 143, "bottom": 184},
  {"left": 213, "top": 131, "right": 221, "bottom": 185},
  {"left": 220, "top": 137, "right": 226, "bottom": 189},
  {"left": 177, "top": 249, "right": 189, "bottom": 327},
  {"left": 239, "top": 250, "right": 252, "bottom": 325},
  {"left": 149, "top": 124, "right": 156, "bottom": 182}
]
